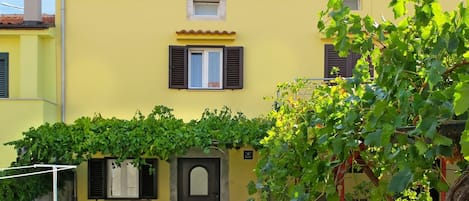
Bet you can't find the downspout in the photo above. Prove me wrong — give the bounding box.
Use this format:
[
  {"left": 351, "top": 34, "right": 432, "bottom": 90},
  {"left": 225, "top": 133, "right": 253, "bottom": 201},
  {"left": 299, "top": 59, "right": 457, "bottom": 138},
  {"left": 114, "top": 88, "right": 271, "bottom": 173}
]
[
  {"left": 59, "top": 1, "right": 76, "bottom": 200},
  {"left": 60, "top": 0, "right": 66, "bottom": 123}
]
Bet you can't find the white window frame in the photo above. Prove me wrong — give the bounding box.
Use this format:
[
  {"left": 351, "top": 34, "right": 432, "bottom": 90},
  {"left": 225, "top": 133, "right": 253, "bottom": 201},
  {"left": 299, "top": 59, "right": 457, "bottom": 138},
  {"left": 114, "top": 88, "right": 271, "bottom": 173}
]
[
  {"left": 188, "top": 48, "right": 223, "bottom": 89},
  {"left": 107, "top": 159, "right": 139, "bottom": 198},
  {"left": 187, "top": 0, "right": 226, "bottom": 20},
  {"left": 344, "top": 0, "right": 360, "bottom": 10}
]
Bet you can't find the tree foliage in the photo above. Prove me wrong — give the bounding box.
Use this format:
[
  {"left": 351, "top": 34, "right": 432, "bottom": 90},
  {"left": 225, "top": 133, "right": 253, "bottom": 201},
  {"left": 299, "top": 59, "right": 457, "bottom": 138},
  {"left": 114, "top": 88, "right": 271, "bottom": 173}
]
[
  {"left": 0, "top": 105, "right": 271, "bottom": 201},
  {"left": 252, "top": 0, "right": 469, "bottom": 200}
]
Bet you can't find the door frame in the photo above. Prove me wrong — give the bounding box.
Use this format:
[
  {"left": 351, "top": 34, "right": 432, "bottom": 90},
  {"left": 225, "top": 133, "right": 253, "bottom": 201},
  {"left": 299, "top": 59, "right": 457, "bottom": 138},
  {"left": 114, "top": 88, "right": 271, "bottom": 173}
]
[{"left": 170, "top": 148, "right": 229, "bottom": 201}]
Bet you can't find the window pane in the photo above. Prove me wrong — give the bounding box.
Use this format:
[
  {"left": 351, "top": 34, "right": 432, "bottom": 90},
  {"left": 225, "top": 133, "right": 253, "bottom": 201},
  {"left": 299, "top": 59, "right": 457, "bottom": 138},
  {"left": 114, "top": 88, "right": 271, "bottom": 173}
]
[
  {"left": 125, "top": 162, "right": 138, "bottom": 197},
  {"left": 190, "top": 167, "right": 209, "bottom": 196},
  {"left": 190, "top": 53, "right": 203, "bottom": 88},
  {"left": 344, "top": 0, "right": 359, "bottom": 10},
  {"left": 208, "top": 51, "right": 221, "bottom": 88},
  {"left": 107, "top": 160, "right": 139, "bottom": 198},
  {"left": 194, "top": 3, "right": 218, "bottom": 16}
]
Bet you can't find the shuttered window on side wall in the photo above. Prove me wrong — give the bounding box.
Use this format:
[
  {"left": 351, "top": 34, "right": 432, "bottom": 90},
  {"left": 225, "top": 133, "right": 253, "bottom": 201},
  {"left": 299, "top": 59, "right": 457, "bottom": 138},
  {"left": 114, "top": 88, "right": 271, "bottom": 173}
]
[
  {"left": 0, "top": 53, "right": 8, "bottom": 98},
  {"left": 324, "top": 44, "right": 361, "bottom": 78}
]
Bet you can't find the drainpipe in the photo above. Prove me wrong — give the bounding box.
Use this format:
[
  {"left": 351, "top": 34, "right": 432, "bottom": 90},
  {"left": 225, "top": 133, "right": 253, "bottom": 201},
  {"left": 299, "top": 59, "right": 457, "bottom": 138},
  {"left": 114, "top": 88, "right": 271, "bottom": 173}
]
[
  {"left": 60, "top": 1, "right": 74, "bottom": 199},
  {"left": 61, "top": 0, "right": 66, "bottom": 123},
  {"left": 23, "top": 0, "right": 42, "bottom": 25}
]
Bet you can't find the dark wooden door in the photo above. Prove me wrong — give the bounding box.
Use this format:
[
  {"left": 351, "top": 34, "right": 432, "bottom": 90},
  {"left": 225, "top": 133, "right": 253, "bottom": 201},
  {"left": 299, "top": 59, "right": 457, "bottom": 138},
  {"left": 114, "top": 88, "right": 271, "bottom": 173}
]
[{"left": 178, "top": 158, "right": 220, "bottom": 201}]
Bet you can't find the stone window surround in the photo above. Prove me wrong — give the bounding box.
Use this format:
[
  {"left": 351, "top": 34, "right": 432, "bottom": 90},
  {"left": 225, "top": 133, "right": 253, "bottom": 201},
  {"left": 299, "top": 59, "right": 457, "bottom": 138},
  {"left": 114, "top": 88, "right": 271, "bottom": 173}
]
[{"left": 187, "top": 0, "right": 227, "bottom": 20}]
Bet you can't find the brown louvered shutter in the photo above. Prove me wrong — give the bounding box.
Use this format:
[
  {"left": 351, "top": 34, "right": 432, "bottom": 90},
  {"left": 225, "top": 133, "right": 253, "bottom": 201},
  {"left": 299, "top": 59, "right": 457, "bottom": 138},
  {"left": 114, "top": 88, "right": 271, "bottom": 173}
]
[
  {"left": 169, "top": 46, "right": 187, "bottom": 89},
  {"left": 223, "top": 46, "right": 243, "bottom": 89},
  {"left": 0, "top": 53, "right": 8, "bottom": 98},
  {"left": 324, "top": 44, "right": 347, "bottom": 78},
  {"left": 88, "top": 159, "right": 106, "bottom": 199},
  {"left": 139, "top": 159, "right": 158, "bottom": 199},
  {"left": 346, "top": 52, "right": 362, "bottom": 77}
]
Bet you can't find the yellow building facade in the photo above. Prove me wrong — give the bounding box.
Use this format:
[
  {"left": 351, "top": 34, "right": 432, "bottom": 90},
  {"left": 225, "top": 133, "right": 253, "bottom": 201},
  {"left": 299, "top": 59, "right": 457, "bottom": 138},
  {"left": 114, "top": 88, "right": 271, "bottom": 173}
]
[
  {"left": 0, "top": 0, "right": 464, "bottom": 201},
  {"left": 0, "top": 13, "right": 59, "bottom": 168}
]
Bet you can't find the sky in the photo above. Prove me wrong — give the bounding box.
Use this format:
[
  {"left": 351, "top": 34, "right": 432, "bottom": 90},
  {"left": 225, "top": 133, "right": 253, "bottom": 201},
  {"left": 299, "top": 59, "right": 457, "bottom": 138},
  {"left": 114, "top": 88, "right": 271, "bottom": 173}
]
[{"left": 0, "top": 0, "right": 55, "bottom": 14}]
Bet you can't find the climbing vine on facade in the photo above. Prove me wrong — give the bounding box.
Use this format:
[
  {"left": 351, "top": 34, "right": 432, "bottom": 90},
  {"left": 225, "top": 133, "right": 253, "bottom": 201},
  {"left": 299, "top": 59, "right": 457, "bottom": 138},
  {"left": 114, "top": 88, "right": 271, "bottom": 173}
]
[
  {"left": 251, "top": 0, "right": 469, "bottom": 200},
  {"left": 0, "top": 105, "right": 271, "bottom": 201}
]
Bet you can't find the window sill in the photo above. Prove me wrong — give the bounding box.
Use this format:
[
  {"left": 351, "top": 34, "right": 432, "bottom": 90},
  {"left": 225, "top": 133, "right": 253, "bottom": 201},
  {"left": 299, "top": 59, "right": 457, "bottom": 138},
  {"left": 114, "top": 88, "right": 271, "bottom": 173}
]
[{"left": 188, "top": 15, "right": 225, "bottom": 21}]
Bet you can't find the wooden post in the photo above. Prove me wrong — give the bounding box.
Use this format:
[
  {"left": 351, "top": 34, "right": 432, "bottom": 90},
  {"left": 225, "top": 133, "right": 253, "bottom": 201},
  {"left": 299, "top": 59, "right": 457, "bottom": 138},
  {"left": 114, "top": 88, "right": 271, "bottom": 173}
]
[{"left": 441, "top": 158, "right": 447, "bottom": 201}]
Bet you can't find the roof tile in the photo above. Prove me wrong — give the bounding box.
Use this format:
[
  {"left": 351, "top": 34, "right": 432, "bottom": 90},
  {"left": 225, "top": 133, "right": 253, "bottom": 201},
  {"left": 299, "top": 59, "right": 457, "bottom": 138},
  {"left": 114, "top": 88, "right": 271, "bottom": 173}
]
[
  {"left": 0, "top": 14, "right": 55, "bottom": 25},
  {"left": 176, "top": 29, "right": 236, "bottom": 35}
]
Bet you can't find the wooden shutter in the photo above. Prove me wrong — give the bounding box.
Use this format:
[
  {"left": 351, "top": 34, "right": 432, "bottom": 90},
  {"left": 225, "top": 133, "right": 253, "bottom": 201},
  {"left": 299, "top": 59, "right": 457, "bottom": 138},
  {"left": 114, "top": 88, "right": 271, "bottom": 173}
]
[
  {"left": 223, "top": 46, "right": 243, "bottom": 89},
  {"left": 88, "top": 159, "right": 106, "bottom": 199},
  {"left": 0, "top": 53, "right": 8, "bottom": 98},
  {"left": 346, "top": 52, "right": 361, "bottom": 77},
  {"left": 139, "top": 159, "right": 158, "bottom": 199},
  {"left": 325, "top": 45, "right": 364, "bottom": 78},
  {"left": 169, "top": 46, "right": 188, "bottom": 89},
  {"left": 324, "top": 44, "right": 347, "bottom": 78}
]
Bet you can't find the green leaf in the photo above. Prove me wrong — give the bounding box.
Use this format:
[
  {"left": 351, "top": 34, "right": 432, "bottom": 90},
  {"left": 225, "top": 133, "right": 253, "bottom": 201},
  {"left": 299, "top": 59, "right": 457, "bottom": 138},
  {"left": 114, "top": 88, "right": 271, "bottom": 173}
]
[
  {"left": 365, "top": 130, "right": 381, "bottom": 146},
  {"left": 433, "top": 134, "right": 453, "bottom": 146},
  {"left": 414, "top": 140, "right": 428, "bottom": 155},
  {"left": 464, "top": 50, "right": 469, "bottom": 60},
  {"left": 454, "top": 82, "right": 469, "bottom": 115},
  {"left": 388, "top": 168, "right": 413, "bottom": 193},
  {"left": 431, "top": 3, "right": 446, "bottom": 28},
  {"left": 461, "top": 122, "right": 469, "bottom": 161},
  {"left": 381, "top": 124, "right": 394, "bottom": 146},
  {"left": 426, "top": 60, "right": 445, "bottom": 90},
  {"left": 247, "top": 181, "right": 257, "bottom": 195},
  {"left": 332, "top": 137, "right": 345, "bottom": 154},
  {"left": 391, "top": 0, "right": 406, "bottom": 18}
]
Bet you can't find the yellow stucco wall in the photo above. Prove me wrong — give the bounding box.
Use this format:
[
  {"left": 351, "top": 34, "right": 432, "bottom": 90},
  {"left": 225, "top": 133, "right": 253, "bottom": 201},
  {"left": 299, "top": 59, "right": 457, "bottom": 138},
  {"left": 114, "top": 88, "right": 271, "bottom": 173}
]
[
  {"left": 0, "top": 29, "right": 59, "bottom": 167},
  {"left": 0, "top": 100, "right": 57, "bottom": 167}
]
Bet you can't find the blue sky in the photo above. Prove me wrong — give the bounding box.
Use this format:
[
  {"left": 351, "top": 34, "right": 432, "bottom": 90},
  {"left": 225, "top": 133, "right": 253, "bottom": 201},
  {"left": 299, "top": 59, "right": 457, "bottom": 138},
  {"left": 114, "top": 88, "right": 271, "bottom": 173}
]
[{"left": 0, "top": 0, "right": 55, "bottom": 14}]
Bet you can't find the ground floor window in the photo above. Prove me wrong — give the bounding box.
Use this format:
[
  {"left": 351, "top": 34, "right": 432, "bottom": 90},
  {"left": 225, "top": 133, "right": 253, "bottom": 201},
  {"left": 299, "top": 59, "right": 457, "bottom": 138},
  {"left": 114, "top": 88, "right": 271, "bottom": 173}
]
[{"left": 88, "top": 158, "right": 157, "bottom": 199}]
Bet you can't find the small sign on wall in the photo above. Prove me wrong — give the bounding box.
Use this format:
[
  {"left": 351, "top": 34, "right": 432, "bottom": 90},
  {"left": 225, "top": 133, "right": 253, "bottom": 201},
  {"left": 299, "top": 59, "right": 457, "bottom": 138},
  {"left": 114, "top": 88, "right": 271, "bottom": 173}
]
[{"left": 243, "top": 150, "right": 253, "bottom": 160}]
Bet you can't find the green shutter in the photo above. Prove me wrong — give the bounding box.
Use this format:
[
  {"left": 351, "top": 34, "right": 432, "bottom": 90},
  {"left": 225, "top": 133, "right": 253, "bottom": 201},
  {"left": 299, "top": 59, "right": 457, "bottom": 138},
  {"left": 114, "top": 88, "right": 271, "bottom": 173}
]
[
  {"left": 139, "top": 159, "right": 158, "bottom": 199},
  {"left": 169, "top": 46, "right": 188, "bottom": 89},
  {"left": 223, "top": 46, "right": 243, "bottom": 89},
  {"left": 0, "top": 53, "right": 8, "bottom": 98},
  {"left": 88, "top": 159, "right": 106, "bottom": 199}
]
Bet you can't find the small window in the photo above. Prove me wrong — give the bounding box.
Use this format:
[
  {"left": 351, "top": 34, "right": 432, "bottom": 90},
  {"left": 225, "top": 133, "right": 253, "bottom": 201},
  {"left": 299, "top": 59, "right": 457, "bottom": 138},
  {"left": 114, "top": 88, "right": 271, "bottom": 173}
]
[
  {"left": 344, "top": 0, "right": 360, "bottom": 10},
  {"left": 188, "top": 0, "right": 226, "bottom": 20},
  {"left": 88, "top": 159, "right": 158, "bottom": 199},
  {"left": 169, "top": 46, "right": 243, "bottom": 90},
  {"left": 194, "top": 0, "right": 219, "bottom": 16},
  {"left": 0, "top": 53, "right": 8, "bottom": 98}
]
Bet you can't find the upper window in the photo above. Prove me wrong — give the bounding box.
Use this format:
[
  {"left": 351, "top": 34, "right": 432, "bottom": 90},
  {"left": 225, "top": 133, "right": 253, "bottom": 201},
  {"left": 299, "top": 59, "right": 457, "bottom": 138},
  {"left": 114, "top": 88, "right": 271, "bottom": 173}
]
[
  {"left": 88, "top": 159, "right": 158, "bottom": 199},
  {"left": 0, "top": 53, "right": 8, "bottom": 98},
  {"left": 343, "top": 0, "right": 360, "bottom": 10},
  {"left": 324, "top": 44, "right": 373, "bottom": 78},
  {"left": 169, "top": 46, "right": 243, "bottom": 90},
  {"left": 187, "top": 0, "right": 226, "bottom": 20},
  {"left": 189, "top": 48, "right": 223, "bottom": 89}
]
